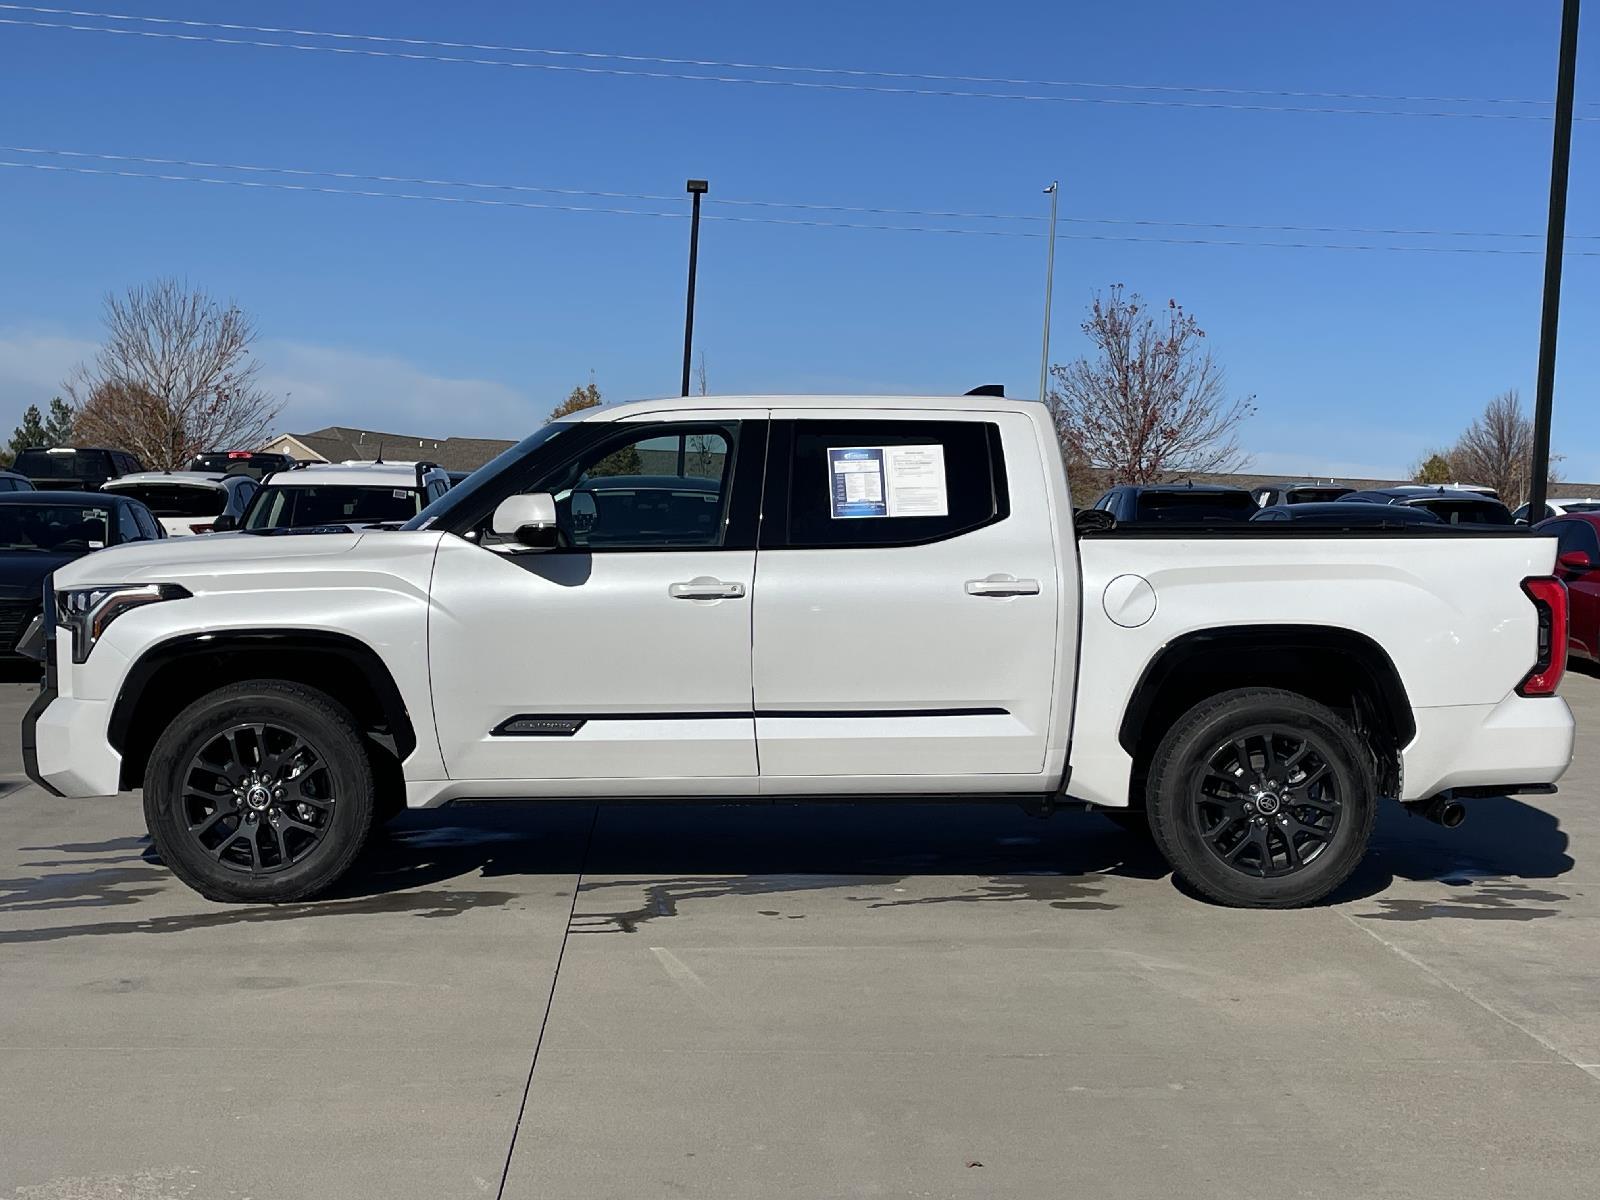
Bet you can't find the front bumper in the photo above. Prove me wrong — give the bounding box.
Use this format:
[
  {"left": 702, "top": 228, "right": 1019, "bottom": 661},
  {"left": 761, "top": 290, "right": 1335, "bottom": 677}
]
[
  {"left": 1402, "top": 693, "right": 1576, "bottom": 801},
  {"left": 22, "top": 688, "right": 123, "bottom": 798}
]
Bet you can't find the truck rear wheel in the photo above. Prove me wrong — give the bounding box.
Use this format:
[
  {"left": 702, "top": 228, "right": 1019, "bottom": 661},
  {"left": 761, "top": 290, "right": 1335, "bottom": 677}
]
[
  {"left": 143, "top": 680, "right": 377, "bottom": 903},
  {"left": 1145, "top": 688, "right": 1376, "bottom": 908}
]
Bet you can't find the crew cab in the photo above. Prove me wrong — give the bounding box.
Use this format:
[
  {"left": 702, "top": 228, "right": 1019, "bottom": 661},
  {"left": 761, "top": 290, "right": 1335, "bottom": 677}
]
[{"left": 22, "top": 396, "right": 1576, "bottom": 908}]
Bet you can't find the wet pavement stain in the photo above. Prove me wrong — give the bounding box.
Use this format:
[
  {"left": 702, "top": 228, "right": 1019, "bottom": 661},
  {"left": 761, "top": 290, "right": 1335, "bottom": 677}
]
[
  {"left": 863, "top": 873, "right": 1117, "bottom": 911},
  {"left": 0, "top": 888, "right": 526, "bottom": 945},
  {"left": 1360, "top": 879, "right": 1570, "bottom": 922}
]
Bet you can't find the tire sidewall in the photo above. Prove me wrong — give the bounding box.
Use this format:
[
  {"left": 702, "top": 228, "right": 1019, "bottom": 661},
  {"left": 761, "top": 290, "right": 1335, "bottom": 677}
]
[
  {"left": 1149, "top": 691, "right": 1375, "bottom": 907},
  {"left": 144, "top": 683, "right": 375, "bottom": 903}
]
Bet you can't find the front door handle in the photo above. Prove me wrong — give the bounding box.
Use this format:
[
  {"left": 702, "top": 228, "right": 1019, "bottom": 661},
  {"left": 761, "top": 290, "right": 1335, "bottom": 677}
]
[
  {"left": 670, "top": 577, "right": 747, "bottom": 600},
  {"left": 966, "top": 575, "right": 1041, "bottom": 597}
]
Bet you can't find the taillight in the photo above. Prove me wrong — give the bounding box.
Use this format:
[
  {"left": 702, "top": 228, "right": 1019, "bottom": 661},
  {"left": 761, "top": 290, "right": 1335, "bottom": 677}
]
[{"left": 1518, "top": 576, "right": 1569, "bottom": 696}]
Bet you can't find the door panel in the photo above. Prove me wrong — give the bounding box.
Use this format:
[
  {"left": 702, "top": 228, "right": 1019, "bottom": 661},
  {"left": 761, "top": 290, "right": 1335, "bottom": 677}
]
[
  {"left": 429, "top": 542, "right": 756, "bottom": 781},
  {"left": 426, "top": 413, "right": 766, "bottom": 787},
  {"left": 752, "top": 410, "right": 1065, "bottom": 781}
]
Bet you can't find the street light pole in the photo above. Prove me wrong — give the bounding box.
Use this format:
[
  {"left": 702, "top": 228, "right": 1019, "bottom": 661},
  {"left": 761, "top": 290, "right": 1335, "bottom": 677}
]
[
  {"left": 1528, "top": 0, "right": 1581, "bottom": 522},
  {"left": 681, "top": 179, "right": 708, "bottom": 398},
  {"left": 1038, "top": 181, "right": 1059, "bottom": 406}
]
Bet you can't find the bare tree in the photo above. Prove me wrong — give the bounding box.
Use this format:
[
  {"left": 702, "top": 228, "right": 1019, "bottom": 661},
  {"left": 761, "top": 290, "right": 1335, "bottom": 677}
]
[
  {"left": 1048, "top": 286, "right": 1254, "bottom": 484},
  {"left": 696, "top": 352, "right": 709, "bottom": 397},
  {"left": 1447, "top": 390, "right": 1559, "bottom": 505},
  {"left": 67, "top": 280, "right": 281, "bottom": 468}
]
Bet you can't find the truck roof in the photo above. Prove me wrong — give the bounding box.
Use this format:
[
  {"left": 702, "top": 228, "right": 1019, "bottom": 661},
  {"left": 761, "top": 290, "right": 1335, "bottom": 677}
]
[{"left": 564, "top": 395, "right": 1046, "bottom": 421}]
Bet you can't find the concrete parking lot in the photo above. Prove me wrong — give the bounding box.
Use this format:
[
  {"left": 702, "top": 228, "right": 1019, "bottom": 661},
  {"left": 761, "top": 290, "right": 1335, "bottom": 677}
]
[{"left": 1, "top": 669, "right": 1596, "bottom": 1199}]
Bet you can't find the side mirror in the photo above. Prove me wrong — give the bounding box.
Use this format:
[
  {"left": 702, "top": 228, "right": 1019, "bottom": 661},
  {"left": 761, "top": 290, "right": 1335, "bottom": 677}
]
[
  {"left": 1558, "top": 549, "right": 1595, "bottom": 574},
  {"left": 212, "top": 513, "right": 237, "bottom": 532},
  {"left": 492, "top": 492, "right": 560, "bottom": 550}
]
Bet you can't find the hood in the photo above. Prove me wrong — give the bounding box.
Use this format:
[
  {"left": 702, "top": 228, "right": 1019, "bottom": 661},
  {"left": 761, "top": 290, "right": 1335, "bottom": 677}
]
[
  {"left": 51, "top": 530, "right": 369, "bottom": 590},
  {"left": 0, "top": 549, "right": 82, "bottom": 598}
]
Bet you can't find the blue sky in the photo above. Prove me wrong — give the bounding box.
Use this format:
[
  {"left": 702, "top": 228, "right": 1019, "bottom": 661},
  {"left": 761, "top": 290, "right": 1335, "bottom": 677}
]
[{"left": 0, "top": 0, "right": 1595, "bottom": 479}]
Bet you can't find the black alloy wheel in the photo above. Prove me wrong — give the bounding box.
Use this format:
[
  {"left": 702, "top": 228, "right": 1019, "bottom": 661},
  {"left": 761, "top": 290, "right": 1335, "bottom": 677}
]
[
  {"left": 181, "top": 722, "right": 338, "bottom": 873},
  {"left": 144, "top": 680, "right": 378, "bottom": 903},
  {"left": 1189, "top": 726, "right": 1342, "bottom": 878},
  {"left": 1146, "top": 688, "right": 1377, "bottom": 908}
]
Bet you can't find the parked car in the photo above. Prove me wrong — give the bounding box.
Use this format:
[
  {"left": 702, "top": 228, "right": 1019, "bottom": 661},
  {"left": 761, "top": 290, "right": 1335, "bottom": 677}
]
[
  {"left": 1092, "top": 483, "right": 1257, "bottom": 524},
  {"left": 1538, "top": 513, "right": 1600, "bottom": 664},
  {"left": 1251, "top": 502, "right": 1441, "bottom": 527},
  {"left": 231, "top": 461, "right": 451, "bottom": 532},
  {"left": 186, "top": 450, "right": 298, "bottom": 480},
  {"left": 102, "top": 471, "right": 260, "bottom": 537},
  {"left": 26, "top": 395, "right": 1574, "bottom": 911},
  {"left": 1338, "top": 486, "right": 1515, "bottom": 526},
  {"left": 0, "top": 491, "right": 163, "bottom": 657},
  {"left": 0, "top": 469, "right": 36, "bottom": 493},
  {"left": 1513, "top": 497, "right": 1600, "bottom": 524},
  {"left": 13, "top": 446, "right": 143, "bottom": 492},
  {"left": 1249, "top": 482, "right": 1355, "bottom": 507}
]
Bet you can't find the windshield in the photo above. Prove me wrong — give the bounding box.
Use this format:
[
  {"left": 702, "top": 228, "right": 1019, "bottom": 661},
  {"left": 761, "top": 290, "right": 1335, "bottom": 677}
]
[
  {"left": 14, "top": 448, "right": 112, "bottom": 481},
  {"left": 108, "top": 483, "right": 225, "bottom": 518},
  {"left": 1286, "top": 486, "right": 1353, "bottom": 503},
  {"left": 0, "top": 503, "right": 115, "bottom": 550},
  {"left": 1134, "top": 491, "right": 1257, "bottom": 522},
  {"left": 188, "top": 453, "right": 290, "bottom": 479},
  {"left": 245, "top": 485, "right": 423, "bottom": 530},
  {"left": 402, "top": 422, "right": 573, "bottom": 531}
]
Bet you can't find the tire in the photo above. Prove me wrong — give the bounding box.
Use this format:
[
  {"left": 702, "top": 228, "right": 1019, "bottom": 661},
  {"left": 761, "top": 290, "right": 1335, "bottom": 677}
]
[
  {"left": 143, "top": 680, "right": 378, "bottom": 903},
  {"left": 1145, "top": 688, "right": 1376, "bottom": 908}
]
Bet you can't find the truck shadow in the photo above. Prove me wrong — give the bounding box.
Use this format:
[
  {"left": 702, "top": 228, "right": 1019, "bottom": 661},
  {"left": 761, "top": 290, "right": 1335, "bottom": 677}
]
[
  {"left": 1330, "top": 794, "right": 1574, "bottom": 918},
  {"left": 0, "top": 793, "right": 1573, "bottom": 938}
]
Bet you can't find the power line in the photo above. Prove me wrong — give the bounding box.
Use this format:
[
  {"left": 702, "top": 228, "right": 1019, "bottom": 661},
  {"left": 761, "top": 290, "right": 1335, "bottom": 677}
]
[
  {"left": 6, "top": 144, "right": 1597, "bottom": 244},
  {"left": 8, "top": 156, "right": 1600, "bottom": 257},
  {"left": 1, "top": 8, "right": 1595, "bottom": 122},
  {"left": 0, "top": 3, "right": 1586, "bottom": 111}
]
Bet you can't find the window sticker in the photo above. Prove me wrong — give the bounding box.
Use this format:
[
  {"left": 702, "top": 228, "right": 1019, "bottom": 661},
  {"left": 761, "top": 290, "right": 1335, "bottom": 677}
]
[
  {"left": 828, "top": 445, "right": 948, "bottom": 519},
  {"left": 828, "top": 447, "right": 886, "bottom": 518}
]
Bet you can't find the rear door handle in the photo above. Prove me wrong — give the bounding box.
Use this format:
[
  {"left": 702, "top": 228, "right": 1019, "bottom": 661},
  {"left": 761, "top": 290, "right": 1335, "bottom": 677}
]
[
  {"left": 670, "top": 578, "right": 747, "bottom": 600},
  {"left": 966, "top": 575, "right": 1041, "bottom": 597}
]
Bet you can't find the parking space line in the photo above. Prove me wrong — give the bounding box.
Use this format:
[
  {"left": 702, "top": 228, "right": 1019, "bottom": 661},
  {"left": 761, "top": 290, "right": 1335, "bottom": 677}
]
[
  {"left": 1339, "top": 909, "right": 1599, "bottom": 1083},
  {"left": 494, "top": 804, "right": 601, "bottom": 1200}
]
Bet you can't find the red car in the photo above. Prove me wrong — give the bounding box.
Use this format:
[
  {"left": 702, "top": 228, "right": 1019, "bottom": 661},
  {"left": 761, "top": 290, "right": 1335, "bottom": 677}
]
[{"left": 1538, "top": 513, "right": 1600, "bottom": 662}]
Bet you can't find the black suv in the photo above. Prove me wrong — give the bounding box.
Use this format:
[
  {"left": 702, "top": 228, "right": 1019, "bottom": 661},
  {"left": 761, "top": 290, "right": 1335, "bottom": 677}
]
[
  {"left": 1338, "top": 486, "right": 1515, "bottom": 526},
  {"left": 1091, "top": 483, "right": 1258, "bottom": 524},
  {"left": 12, "top": 446, "right": 143, "bottom": 491}
]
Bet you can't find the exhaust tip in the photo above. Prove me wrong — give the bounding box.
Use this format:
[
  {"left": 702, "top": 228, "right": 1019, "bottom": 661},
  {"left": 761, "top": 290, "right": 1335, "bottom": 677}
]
[{"left": 1407, "top": 797, "right": 1467, "bottom": 828}]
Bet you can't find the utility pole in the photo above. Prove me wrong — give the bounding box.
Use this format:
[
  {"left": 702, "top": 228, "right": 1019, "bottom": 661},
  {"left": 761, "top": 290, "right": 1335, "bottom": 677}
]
[
  {"left": 1528, "top": 0, "right": 1581, "bottom": 522},
  {"left": 681, "top": 179, "right": 708, "bottom": 397},
  {"left": 1038, "top": 181, "right": 1059, "bottom": 406}
]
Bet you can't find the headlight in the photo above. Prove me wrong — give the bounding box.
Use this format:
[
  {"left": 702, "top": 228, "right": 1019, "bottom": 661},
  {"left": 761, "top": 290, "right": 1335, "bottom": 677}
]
[{"left": 56, "top": 583, "right": 190, "bottom": 664}]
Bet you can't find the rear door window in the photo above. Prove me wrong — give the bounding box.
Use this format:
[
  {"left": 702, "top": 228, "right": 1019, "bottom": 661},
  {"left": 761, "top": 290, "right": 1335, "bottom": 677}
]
[{"left": 772, "top": 419, "right": 1006, "bottom": 549}]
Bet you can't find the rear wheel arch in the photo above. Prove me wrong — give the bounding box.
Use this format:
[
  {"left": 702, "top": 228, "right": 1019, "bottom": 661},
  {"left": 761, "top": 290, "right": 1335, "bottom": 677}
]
[
  {"left": 1118, "top": 625, "right": 1414, "bottom": 801},
  {"left": 110, "top": 630, "right": 416, "bottom": 792}
]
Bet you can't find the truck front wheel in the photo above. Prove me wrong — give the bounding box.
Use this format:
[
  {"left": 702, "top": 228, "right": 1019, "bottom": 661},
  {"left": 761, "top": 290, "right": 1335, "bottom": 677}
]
[
  {"left": 143, "top": 680, "right": 378, "bottom": 903},
  {"left": 1145, "top": 688, "right": 1376, "bottom": 908}
]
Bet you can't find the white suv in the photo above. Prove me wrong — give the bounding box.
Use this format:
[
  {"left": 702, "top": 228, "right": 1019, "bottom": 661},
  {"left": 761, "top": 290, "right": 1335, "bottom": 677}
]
[
  {"left": 235, "top": 461, "right": 451, "bottom": 532},
  {"left": 102, "top": 471, "right": 260, "bottom": 536}
]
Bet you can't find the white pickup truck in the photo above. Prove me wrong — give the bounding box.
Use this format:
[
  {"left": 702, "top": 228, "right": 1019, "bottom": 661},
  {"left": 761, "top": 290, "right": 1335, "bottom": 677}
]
[{"left": 22, "top": 395, "right": 1576, "bottom": 907}]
